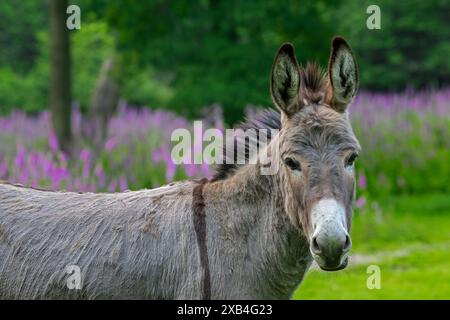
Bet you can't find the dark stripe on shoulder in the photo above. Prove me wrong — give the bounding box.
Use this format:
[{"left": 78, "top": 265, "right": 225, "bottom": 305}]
[{"left": 192, "top": 178, "right": 211, "bottom": 300}]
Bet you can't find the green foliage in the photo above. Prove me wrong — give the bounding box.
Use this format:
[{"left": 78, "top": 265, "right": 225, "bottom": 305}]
[
  {"left": 0, "top": 1, "right": 47, "bottom": 74},
  {"left": 121, "top": 65, "right": 174, "bottom": 108},
  {"left": 1, "top": 0, "right": 448, "bottom": 119},
  {"left": 71, "top": 22, "right": 116, "bottom": 111},
  {"left": 77, "top": 0, "right": 449, "bottom": 121},
  {"left": 336, "top": 0, "right": 450, "bottom": 91},
  {"left": 41, "top": 21, "right": 118, "bottom": 112},
  {"left": 83, "top": 0, "right": 340, "bottom": 122},
  {"left": 0, "top": 22, "right": 116, "bottom": 113},
  {"left": 0, "top": 67, "right": 46, "bottom": 113},
  {"left": 0, "top": 16, "right": 174, "bottom": 114}
]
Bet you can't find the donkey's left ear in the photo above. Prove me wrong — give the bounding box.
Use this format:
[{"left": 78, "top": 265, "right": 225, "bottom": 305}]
[
  {"left": 270, "top": 43, "right": 301, "bottom": 118},
  {"left": 327, "top": 37, "right": 359, "bottom": 112}
]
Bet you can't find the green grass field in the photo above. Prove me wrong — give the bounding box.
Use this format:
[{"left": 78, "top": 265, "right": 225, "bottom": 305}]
[{"left": 293, "top": 193, "right": 450, "bottom": 299}]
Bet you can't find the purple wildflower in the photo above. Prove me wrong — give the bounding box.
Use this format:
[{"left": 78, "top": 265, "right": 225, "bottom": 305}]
[
  {"left": 358, "top": 174, "right": 367, "bottom": 189},
  {"left": 48, "top": 130, "right": 59, "bottom": 153},
  {"left": 356, "top": 196, "right": 366, "bottom": 209},
  {"left": 105, "top": 137, "right": 118, "bottom": 152}
]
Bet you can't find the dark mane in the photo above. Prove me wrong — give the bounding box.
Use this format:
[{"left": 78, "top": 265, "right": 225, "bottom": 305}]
[
  {"left": 300, "top": 62, "right": 327, "bottom": 105},
  {"left": 212, "top": 109, "right": 281, "bottom": 181},
  {"left": 212, "top": 62, "right": 326, "bottom": 181}
]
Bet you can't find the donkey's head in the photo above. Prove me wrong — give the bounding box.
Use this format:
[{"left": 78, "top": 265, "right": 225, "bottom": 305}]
[{"left": 270, "top": 37, "right": 360, "bottom": 271}]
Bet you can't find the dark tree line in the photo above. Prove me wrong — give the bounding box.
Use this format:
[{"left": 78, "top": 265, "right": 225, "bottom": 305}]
[
  {"left": 0, "top": 0, "right": 449, "bottom": 127},
  {"left": 49, "top": 0, "right": 72, "bottom": 153}
]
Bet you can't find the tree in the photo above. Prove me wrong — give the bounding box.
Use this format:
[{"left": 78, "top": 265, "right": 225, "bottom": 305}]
[
  {"left": 49, "top": 0, "right": 72, "bottom": 153},
  {"left": 88, "top": 57, "right": 120, "bottom": 147},
  {"left": 336, "top": 0, "right": 450, "bottom": 91},
  {"left": 78, "top": 0, "right": 342, "bottom": 123}
]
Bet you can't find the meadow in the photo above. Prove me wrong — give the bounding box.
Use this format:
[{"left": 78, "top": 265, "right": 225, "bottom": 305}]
[
  {"left": 294, "top": 193, "right": 450, "bottom": 299},
  {"left": 0, "top": 89, "right": 449, "bottom": 299}
]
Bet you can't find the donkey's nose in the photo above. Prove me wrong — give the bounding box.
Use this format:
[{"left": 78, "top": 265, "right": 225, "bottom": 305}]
[
  {"left": 311, "top": 231, "right": 351, "bottom": 268},
  {"left": 311, "top": 234, "right": 352, "bottom": 256}
]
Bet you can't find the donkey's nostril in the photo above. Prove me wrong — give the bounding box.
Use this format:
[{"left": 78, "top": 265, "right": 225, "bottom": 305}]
[
  {"left": 311, "top": 236, "right": 321, "bottom": 254},
  {"left": 343, "top": 234, "right": 352, "bottom": 252}
]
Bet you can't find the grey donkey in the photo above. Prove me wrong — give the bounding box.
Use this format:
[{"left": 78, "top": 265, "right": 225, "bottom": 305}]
[{"left": 0, "top": 36, "right": 360, "bottom": 299}]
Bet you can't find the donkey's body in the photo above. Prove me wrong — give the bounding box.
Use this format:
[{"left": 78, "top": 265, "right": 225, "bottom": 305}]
[
  {"left": 0, "top": 181, "right": 198, "bottom": 299},
  {"left": 0, "top": 157, "right": 311, "bottom": 299},
  {"left": 0, "top": 37, "right": 361, "bottom": 299}
]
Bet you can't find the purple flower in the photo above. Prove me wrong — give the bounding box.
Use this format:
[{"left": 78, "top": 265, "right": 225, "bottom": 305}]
[
  {"left": 201, "top": 163, "right": 212, "bottom": 179},
  {"left": 94, "top": 164, "right": 105, "bottom": 188},
  {"left": 14, "top": 144, "right": 26, "bottom": 169},
  {"left": 80, "top": 148, "right": 92, "bottom": 178},
  {"left": 358, "top": 174, "right": 367, "bottom": 189},
  {"left": 0, "top": 159, "right": 8, "bottom": 178},
  {"left": 18, "top": 170, "right": 29, "bottom": 186},
  {"left": 82, "top": 161, "right": 91, "bottom": 179},
  {"left": 79, "top": 148, "right": 91, "bottom": 163},
  {"left": 48, "top": 130, "right": 59, "bottom": 153},
  {"left": 119, "top": 175, "right": 128, "bottom": 191},
  {"left": 184, "top": 163, "right": 197, "bottom": 177},
  {"left": 356, "top": 196, "right": 366, "bottom": 209},
  {"left": 108, "top": 179, "right": 117, "bottom": 192},
  {"left": 1, "top": 88, "right": 447, "bottom": 195},
  {"left": 161, "top": 149, "right": 176, "bottom": 181},
  {"left": 105, "top": 137, "right": 118, "bottom": 152}
]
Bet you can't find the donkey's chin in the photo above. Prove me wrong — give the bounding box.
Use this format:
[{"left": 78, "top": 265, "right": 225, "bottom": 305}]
[{"left": 314, "top": 255, "right": 349, "bottom": 272}]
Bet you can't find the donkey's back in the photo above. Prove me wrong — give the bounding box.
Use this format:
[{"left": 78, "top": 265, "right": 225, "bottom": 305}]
[{"left": 0, "top": 182, "right": 201, "bottom": 299}]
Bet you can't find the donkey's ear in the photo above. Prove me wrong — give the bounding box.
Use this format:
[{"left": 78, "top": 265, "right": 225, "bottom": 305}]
[
  {"left": 270, "top": 43, "right": 301, "bottom": 117},
  {"left": 327, "top": 37, "right": 359, "bottom": 112}
]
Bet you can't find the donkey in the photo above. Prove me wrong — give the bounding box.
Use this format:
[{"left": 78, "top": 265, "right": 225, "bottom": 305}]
[{"left": 0, "top": 36, "right": 360, "bottom": 299}]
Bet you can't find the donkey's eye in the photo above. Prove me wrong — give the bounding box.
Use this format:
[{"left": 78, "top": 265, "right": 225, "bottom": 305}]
[
  {"left": 345, "top": 153, "right": 358, "bottom": 167},
  {"left": 283, "top": 157, "right": 301, "bottom": 171}
]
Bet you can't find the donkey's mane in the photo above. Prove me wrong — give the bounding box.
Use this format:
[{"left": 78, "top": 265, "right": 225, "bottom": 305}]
[
  {"left": 212, "top": 109, "right": 281, "bottom": 181},
  {"left": 300, "top": 63, "right": 327, "bottom": 104},
  {"left": 212, "top": 63, "right": 326, "bottom": 181}
]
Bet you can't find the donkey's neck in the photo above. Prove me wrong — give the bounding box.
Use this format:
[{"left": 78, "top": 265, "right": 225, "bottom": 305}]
[{"left": 203, "top": 147, "right": 312, "bottom": 298}]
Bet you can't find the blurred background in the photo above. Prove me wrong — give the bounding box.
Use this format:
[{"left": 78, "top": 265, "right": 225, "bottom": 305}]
[{"left": 0, "top": 0, "right": 449, "bottom": 299}]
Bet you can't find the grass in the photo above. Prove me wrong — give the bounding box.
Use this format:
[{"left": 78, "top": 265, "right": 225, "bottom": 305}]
[{"left": 293, "top": 193, "right": 450, "bottom": 300}]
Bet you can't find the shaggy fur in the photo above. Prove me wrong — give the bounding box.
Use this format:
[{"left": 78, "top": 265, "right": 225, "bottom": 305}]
[{"left": 0, "top": 36, "right": 360, "bottom": 300}]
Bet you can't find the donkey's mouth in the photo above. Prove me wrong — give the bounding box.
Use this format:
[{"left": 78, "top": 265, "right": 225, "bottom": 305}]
[{"left": 315, "top": 256, "right": 349, "bottom": 272}]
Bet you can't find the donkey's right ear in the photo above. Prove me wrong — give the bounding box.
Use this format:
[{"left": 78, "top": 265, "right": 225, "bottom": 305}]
[
  {"left": 326, "top": 37, "right": 359, "bottom": 112},
  {"left": 270, "top": 43, "right": 301, "bottom": 117}
]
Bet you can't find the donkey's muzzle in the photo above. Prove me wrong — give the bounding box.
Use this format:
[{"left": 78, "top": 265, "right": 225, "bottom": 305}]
[
  {"left": 309, "top": 198, "right": 352, "bottom": 271},
  {"left": 311, "top": 231, "right": 351, "bottom": 270}
]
